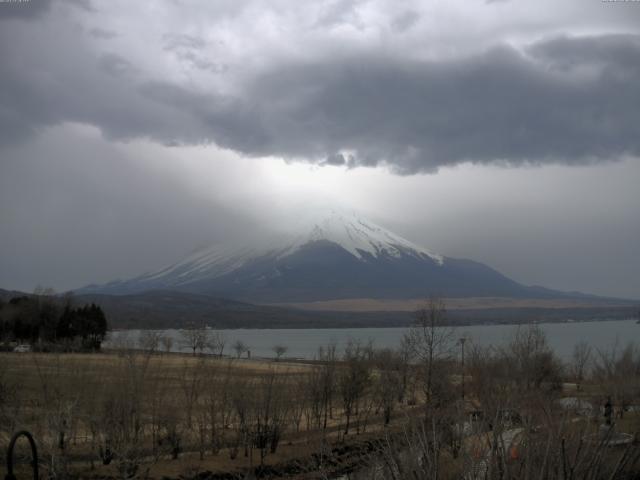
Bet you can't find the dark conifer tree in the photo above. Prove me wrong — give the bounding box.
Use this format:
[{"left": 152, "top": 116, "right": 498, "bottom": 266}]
[{"left": 2, "top": 295, "right": 108, "bottom": 350}]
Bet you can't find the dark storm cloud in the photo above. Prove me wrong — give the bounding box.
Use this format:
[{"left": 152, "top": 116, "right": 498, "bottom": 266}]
[
  {"left": 390, "top": 10, "right": 420, "bottom": 33},
  {"left": 162, "top": 33, "right": 228, "bottom": 73},
  {"left": 252, "top": 36, "right": 640, "bottom": 172},
  {"left": 132, "top": 35, "right": 640, "bottom": 173},
  {"left": 162, "top": 33, "right": 206, "bottom": 51},
  {"left": 528, "top": 34, "right": 640, "bottom": 72},
  {"left": 0, "top": 21, "right": 204, "bottom": 147},
  {"left": 1, "top": 11, "right": 639, "bottom": 173},
  {"left": 63, "top": 0, "right": 95, "bottom": 12},
  {"left": 0, "top": 0, "right": 94, "bottom": 20},
  {"left": 89, "top": 28, "right": 118, "bottom": 39},
  {"left": 0, "top": 0, "right": 51, "bottom": 19},
  {"left": 98, "top": 53, "right": 136, "bottom": 78},
  {"left": 321, "top": 153, "right": 355, "bottom": 167},
  {"left": 314, "top": 0, "right": 363, "bottom": 30}
]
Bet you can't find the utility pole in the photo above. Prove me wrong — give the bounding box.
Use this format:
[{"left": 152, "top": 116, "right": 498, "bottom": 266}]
[
  {"left": 456, "top": 337, "right": 467, "bottom": 459},
  {"left": 459, "top": 337, "right": 466, "bottom": 402}
]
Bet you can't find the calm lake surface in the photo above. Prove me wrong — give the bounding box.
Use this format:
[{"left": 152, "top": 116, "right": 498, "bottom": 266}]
[{"left": 107, "top": 319, "right": 639, "bottom": 360}]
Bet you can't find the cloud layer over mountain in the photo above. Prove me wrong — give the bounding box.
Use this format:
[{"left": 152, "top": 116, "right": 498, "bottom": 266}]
[{"left": 1, "top": 1, "right": 640, "bottom": 172}]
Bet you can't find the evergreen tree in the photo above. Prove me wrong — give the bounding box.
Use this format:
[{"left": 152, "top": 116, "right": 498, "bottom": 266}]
[{"left": 2, "top": 295, "right": 108, "bottom": 350}]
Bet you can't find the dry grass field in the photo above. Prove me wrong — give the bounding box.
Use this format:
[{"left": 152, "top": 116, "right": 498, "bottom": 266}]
[
  {"left": 0, "top": 350, "right": 417, "bottom": 479},
  {"left": 1, "top": 351, "right": 312, "bottom": 402},
  {"left": 2, "top": 320, "right": 640, "bottom": 480}
]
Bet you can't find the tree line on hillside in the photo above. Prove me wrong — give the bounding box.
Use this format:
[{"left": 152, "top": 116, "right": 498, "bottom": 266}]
[{"left": 0, "top": 289, "right": 108, "bottom": 350}]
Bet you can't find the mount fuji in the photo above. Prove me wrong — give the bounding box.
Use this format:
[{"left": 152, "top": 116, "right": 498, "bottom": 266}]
[{"left": 79, "top": 209, "right": 578, "bottom": 302}]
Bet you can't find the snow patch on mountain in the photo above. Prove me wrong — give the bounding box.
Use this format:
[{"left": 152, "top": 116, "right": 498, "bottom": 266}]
[{"left": 137, "top": 244, "right": 271, "bottom": 285}]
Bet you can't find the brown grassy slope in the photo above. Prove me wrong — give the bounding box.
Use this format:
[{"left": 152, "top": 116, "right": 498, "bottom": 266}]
[{"left": 269, "top": 296, "right": 634, "bottom": 312}]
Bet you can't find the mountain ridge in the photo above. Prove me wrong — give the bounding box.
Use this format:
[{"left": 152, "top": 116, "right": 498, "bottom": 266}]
[{"left": 76, "top": 208, "right": 619, "bottom": 303}]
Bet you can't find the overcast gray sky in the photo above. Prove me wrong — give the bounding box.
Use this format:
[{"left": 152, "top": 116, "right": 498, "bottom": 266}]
[{"left": 0, "top": 0, "right": 639, "bottom": 299}]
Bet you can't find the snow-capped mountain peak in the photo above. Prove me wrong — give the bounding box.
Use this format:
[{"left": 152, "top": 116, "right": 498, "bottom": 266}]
[
  {"left": 149, "top": 208, "right": 442, "bottom": 281},
  {"left": 74, "top": 208, "right": 544, "bottom": 303},
  {"left": 282, "top": 208, "right": 443, "bottom": 264},
  {"left": 86, "top": 208, "right": 446, "bottom": 294},
  {"left": 77, "top": 207, "right": 570, "bottom": 302}
]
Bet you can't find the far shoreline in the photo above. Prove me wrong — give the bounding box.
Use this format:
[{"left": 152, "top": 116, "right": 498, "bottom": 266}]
[{"left": 107, "top": 315, "right": 639, "bottom": 332}]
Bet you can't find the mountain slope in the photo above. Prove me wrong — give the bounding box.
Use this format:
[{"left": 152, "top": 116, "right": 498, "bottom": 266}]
[{"left": 78, "top": 209, "right": 589, "bottom": 302}]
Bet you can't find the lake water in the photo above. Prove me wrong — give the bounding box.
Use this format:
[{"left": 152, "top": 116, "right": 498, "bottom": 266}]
[{"left": 106, "top": 319, "right": 639, "bottom": 361}]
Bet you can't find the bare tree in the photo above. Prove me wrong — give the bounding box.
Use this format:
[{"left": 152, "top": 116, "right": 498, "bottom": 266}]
[
  {"left": 372, "top": 349, "right": 403, "bottom": 425},
  {"left": 405, "top": 296, "right": 454, "bottom": 404},
  {"left": 368, "top": 333, "right": 640, "bottom": 480},
  {"left": 374, "top": 405, "right": 640, "bottom": 480},
  {"left": 570, "top": 340, "right": 592, "bottom": 390},
  {"left": 289, "top": 372, "right": 308, "bottom": 433},
  {"left": 251, "top": 369, "right": 290, "bottom": 465},
  {"left": 317, "top": 343, "right": 338, "bottom": 430},
  {"left": 304, "top": 367, "right": 324, "bottom": 430},
  {"left": 146, "top": 360, "right": 171, "bottom": 460},
  {"left": 232, "top": 340, "right": 248, "bottom": 359},
  {"left": 207, "top": 331, "right": 227, "bottom": 357},
  {"left": 203, "top": 361, "right": 233, "bottom": 455},
  {"left": 110, "top": 331, "right": 135, "bottom": 350},
  {"left": 397, "top": 336, "right": 415, "bottom": 404},
  {"left": 339, "top": 340, "right": 372, "bottom": 435},
  {"left": 503, "top": 323, "right": 562, "bottom": 392},
  {"left": 138, "top": 330, "right": 161, "bottom": 353},
  {"left": 179, "top": 357, "right": 206, "bottom": 428},
  {"left": 32, "top": 354, "right": 83, "bottom": 478},
  {"left": 96, "top": 350, "right": 154, "bottom": 479},
  {"left": 0, "top": 360, "right": 19, "bottom": 438},
  {"left": 272, "top": 344, "right": 288, "bottom": 361},
  {"left": 180, "top": 325, "right": 210, "bottom": 356},
  {"left": 229, "top": 376, "right": 251, "bottom": 459},
  {"left": 157, "top": 407, "right": 182, "bottom": 460},
  {"left": 160, "top": 335, "right": 173, "bottom": 354},
  {"left": 593, "top": 341, "right": 640, "bottom": 419}
]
